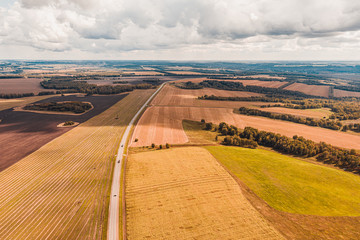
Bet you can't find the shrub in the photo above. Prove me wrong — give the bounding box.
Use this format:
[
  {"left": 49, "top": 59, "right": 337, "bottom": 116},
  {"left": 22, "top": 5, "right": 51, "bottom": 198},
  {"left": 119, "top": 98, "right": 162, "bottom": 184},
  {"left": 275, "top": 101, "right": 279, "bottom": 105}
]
[{"left": 64, "top": 121, "right": 75, "bottom": 126}]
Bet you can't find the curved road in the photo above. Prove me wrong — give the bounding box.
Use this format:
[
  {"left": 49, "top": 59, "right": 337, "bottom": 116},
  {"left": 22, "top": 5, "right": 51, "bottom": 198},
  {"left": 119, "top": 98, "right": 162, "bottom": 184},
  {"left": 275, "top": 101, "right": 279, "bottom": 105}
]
[{"left": 107, "top": 83, "right": 165, "bottom": 240}]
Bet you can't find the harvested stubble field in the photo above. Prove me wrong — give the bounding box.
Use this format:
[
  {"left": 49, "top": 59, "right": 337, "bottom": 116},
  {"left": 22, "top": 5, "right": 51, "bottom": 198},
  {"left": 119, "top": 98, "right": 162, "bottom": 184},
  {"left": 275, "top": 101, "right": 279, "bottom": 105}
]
[
  {"left": 151, "top": 84, "right": 264, "bottom": 108},
  {"left": 256, "top": 107, "right": 332, "bottom": 119},
  {"left": 237, "top": 75, "right": 286, "bottom": 80},
  {"left": 122, "top": 71, "right": 163, "bottom": 75},
  {"left": 0, "top": 78, "right": 45, "bottom": 94},
  {"left": 333, "top": 89, "right": 360, "bottom": 98},
  {"left": 132, "top": 84, "right": 360, "bottom": 149},
  {"left": 0, "top": 94, "right": 128, "bottom": 171},
  {"left": 166, "top": 71, "right": 209, "bottom": 75},
  {"left": 235, "top": 79, "right": 287, "bottom": 88},
  {"left": 125, "top": 147, "right": 284, "bottom": 240},
  {"left": 0, "top": 89, "right": 155, "bottom": 239},
  {"left": 132, "top": 106, "right": 360, "bottom": 149},
  {"left": 284, "top": 83, "right": 330, "bottom": 97}
]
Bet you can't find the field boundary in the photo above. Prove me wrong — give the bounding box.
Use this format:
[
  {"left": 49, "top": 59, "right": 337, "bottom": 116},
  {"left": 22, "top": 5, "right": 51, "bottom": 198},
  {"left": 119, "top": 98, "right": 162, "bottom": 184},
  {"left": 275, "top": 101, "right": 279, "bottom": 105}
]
[{"left": 107, "top": 83, "right": 166, "bottom": 240}]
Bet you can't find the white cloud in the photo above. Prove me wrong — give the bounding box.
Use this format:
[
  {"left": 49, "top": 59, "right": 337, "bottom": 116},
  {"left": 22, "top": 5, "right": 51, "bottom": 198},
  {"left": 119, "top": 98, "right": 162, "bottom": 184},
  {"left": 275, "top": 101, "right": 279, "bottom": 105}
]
[{"left": 0, "top": 0, "right": 360, "bottom": 59}]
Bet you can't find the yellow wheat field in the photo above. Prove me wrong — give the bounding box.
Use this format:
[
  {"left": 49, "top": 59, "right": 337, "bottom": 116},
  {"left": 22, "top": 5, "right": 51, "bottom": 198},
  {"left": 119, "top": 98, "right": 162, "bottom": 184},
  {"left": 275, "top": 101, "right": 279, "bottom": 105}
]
[
  {"left": 0, "top": 89, "right": 155, "bottom": 240},
  {"left": 125, "top": 147, "right": 284, "bottom": 240}
]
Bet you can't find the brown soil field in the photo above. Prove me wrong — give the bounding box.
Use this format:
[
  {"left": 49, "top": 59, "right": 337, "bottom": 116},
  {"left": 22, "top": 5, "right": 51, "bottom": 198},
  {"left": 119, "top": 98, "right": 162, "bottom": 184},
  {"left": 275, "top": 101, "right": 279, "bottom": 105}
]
[
  {"left": 284, "top": 83, "right": 330, "bottom": 97},
  {"left": 257, "top": 107, "right": 332, "bottom": 119},
  {"left": 132, "top": 106, "right": 360, "bottom": 149},
  {"left": 0, "top": 95, "right": 53, "bottom": 111},
  {"left": 151, "top": 84, "right": 264, "bottom": 108},
  {"left": 237, "top": 75, "right": 286, "bottom": 80},
  {"left": 333, "top": 89, "right": 360, "bottom": 98},
  {"left": 0, "top": 78, "right": 45, "bottom": 94},
  {"left": 123, "top": 71, "right": 164, "bottom": 75},
  {"left": 166, "top": 71, "right": 219, "bottom": 75},
  {"left": 0, "top": 89, "right": 155, "bottom": 239},
  {"left": 236, "top": 79, "right": 287, "bottom": 88},
  {"left": 126, "top": 147, "right": 284, "bottom": 240},
  {"left": 0, "top": 94, "right": 128, "bottom": 172},
  {"left": 174, "top": 77, "right": 210, "bottom": 83}
]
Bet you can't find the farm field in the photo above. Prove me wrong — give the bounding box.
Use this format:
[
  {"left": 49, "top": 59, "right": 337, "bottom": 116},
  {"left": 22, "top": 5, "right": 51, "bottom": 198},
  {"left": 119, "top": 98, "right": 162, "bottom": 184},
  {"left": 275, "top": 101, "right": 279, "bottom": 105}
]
[
  {"left": 132, "top": 83, "right": 360, "bottom": 148},
  {"left": 125, "top": 147, "right": 284, "bottom": 240},
  {"left": 152, "top": 84, "right": 264, "bottom": 108},
  {"left": 0, "top": 78, "right": 45, "bottom": 94},
  {"left": 131, "top": 105, "right": 360, "bottom": 149},
  {"left": 0, "top": 94, "right": 128, "bottom": 171},
  {"left": 256, "top": 107, "right": 332, "bottom": 119},
  {"left": 206, "top": 146, "right": 360, "bottom": 216},
  {"left": 122, "top": 71, "right": 163, "bottom": 75},
  {"left": 237, "top": 74, "right": 286, "bottom": 80},
  {"left": 284, "top": 83, "right": 330, "bottom": 97},
  {"left": 334, "top": 89, "right": 360, "bottom": 98},
  {"left": 206, "top": 146, "right": 360, "bottom": 239},
  {"left": 166, "top": 70, "right": 209, "bottom": 75},
  {"left": 235, "top": 79, "right": 287, "bottom": 88},
  {"left": 0, "top": 95, "right": 53, "bottom": 111},
  {"left": 0, "top": 89, "right": 155, "bottom": 239}
]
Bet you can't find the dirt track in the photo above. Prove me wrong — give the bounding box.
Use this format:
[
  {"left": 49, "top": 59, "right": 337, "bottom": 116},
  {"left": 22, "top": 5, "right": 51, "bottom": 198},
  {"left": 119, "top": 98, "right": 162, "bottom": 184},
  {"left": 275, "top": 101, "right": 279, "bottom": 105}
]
[{"left": 126, "top": 147, "right": 284, "bottom": 240}]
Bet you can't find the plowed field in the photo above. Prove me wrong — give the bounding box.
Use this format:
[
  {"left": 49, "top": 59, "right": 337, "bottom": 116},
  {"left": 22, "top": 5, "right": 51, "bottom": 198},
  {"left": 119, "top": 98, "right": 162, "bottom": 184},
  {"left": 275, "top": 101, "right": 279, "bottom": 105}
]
[
  {"left": 284, "top": 83, "right": 330, "bottom": 97},
  {"left": 152, "top": 84, "right": 264, "bottom": 108},
  {"left": 334, "top": 89, "right": 360, "bottom": 98},
  {"left": 0, "top": 78, "right": 46, "bottom": 94},
  {"left": 258, "top": 107, "right": 332, "bottom": 119}
]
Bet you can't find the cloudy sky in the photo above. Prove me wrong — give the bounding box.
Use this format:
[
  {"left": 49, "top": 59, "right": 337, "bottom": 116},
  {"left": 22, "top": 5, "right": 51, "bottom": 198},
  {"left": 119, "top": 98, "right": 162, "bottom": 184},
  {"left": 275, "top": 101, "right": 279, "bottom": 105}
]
[{"left": 0, "top": 0, "right": 360, "bottom": 60}]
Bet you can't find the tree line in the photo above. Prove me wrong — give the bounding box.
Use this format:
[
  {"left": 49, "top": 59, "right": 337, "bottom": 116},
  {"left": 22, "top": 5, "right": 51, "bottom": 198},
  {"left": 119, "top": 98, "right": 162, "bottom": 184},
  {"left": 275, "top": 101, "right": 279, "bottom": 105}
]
[
  {"left": 198, "top": 95, "right": 303, "bottom": 102},
  {"left": 175, "top": 81, "right": 203, "bottom": 89},
  {"left": 201, "top": 80, "right": 316, "bottom": 98},
  {"left": 176, "top": 80, "right": 316, "bottom": 98},
  {"left": 198, "top": 94, "right": 360, "bottom": 131},
  {"left": 24, "top": 101, "right": 92, "bottom": 114},
  {"left": 204, "top": 121, "right": 360, "bottom": 174},
  {"left": 40, "top": 79, "right": 154, "bottom": 95},
  {"left": 237, "top": 107, "right": 342, "bottom": 130},
  {"left": 0, "top": 93, "right": 35, "bottom": 99}
]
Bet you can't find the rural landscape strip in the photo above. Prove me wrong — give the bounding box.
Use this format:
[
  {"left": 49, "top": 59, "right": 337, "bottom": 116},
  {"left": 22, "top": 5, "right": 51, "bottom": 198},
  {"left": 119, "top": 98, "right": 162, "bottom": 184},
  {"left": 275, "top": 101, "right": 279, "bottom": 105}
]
[
  {"left": 107, "top": 82, "right": 165, "bottom": 240},
  {"left": 125, "top": 147, "right": 285, "bottom": 239},
  {"left": 0, "top": 89, "right": 154, "bottom": 239}
]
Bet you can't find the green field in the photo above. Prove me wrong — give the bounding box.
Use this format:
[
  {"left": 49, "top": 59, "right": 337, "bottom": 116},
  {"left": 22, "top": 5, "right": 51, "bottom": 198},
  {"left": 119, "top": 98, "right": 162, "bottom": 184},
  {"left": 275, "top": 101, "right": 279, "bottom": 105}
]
[{"left": 206, "top": 146, "right": 360, "bottom": 216}]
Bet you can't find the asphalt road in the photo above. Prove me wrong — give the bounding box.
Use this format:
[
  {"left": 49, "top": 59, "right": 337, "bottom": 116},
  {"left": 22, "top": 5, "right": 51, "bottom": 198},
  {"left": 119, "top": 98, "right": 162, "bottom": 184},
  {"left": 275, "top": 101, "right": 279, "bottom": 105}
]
[{"left": 107, "top": 83, "right": 165, "bottom": 240}]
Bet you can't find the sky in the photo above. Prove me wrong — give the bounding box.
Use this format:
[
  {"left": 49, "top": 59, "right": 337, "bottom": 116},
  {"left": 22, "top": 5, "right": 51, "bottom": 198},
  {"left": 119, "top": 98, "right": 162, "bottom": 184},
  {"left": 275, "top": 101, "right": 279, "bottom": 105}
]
[{"left": 0, "top": 0, "right": 360, "bottom": 60}]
